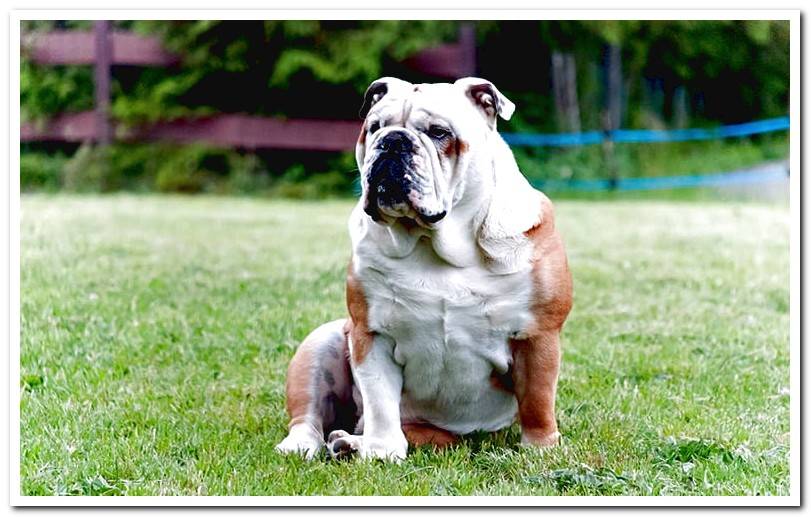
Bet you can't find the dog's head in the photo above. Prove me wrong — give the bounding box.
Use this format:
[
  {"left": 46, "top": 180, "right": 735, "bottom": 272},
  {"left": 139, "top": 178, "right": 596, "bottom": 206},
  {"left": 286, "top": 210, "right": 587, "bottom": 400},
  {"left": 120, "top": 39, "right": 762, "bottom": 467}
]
[{"left": 355, "top": 77, "right": 515, "bottom": 229}]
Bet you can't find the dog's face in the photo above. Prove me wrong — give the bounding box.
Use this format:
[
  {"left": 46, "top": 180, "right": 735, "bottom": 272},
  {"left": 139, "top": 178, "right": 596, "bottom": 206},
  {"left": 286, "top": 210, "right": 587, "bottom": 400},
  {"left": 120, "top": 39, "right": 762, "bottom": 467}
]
[{"left": 355, "top": 77, "right": 514, "bottom": 229}]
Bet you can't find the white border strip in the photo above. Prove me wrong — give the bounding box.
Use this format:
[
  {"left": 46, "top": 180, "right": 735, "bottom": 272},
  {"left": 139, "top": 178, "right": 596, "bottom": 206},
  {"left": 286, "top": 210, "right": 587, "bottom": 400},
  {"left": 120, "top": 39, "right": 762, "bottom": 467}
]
[
  {"left": 787, "top": 10, "right": 800, "bottom": 506},
  {"left": 10, "top": 9, "right": 801, "bottom": 507},
  {"left": 10, "top": 10, "right": 22, "bottom": 508},
  {"left": 10, "top": 495, "right": 802, "bottom": 506}
]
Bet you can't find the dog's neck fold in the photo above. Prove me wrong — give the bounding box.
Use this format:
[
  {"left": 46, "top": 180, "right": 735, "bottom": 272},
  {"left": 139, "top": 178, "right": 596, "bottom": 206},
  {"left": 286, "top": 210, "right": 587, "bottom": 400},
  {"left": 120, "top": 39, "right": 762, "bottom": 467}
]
[{"left": 474, "top": 135, "right": 544, "bottom": 274}]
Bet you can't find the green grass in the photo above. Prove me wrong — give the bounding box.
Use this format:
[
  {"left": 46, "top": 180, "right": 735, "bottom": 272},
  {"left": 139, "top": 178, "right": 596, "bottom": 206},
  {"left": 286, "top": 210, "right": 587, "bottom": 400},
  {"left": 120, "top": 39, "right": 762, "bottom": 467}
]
[{"left": 20, "top": 194, "right": 790, "bottom": 496}]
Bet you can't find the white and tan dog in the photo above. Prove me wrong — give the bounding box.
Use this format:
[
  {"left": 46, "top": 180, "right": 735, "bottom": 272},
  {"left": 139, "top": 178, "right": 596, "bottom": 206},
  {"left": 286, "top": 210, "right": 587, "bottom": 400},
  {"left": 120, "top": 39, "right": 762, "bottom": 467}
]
[{"left": 276, "top": 77, "right": 572, "bottom": 461}]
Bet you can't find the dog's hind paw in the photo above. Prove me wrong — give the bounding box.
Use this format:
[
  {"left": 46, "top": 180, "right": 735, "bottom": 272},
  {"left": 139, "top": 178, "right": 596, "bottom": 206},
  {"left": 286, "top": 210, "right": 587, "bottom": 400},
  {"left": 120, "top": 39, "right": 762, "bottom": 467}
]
[
  {"left": 327, "top": 430, "right": 407, "bottom": 462},
  {"left": 326, "top": 430, "right": 362, "bottom": 460}
]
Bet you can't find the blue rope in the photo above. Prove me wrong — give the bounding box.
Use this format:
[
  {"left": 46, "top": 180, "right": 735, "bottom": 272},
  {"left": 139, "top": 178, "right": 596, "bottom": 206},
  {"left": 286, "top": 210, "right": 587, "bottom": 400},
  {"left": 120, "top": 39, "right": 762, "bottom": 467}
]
[
  {"left": 502, "top": 116, "right": 789, "bottom": 147},
  {"left": 351, "top": 117, "right": 789, "bottom": 194},
  {"left": 353, "top": 163, "right": 787, "bottom": 194},
  {"left": 502, "top": 130, "right": 604, "bottom": 147},
  {"left": 532, "top": 162, "right": 788, "bottom": 192}
]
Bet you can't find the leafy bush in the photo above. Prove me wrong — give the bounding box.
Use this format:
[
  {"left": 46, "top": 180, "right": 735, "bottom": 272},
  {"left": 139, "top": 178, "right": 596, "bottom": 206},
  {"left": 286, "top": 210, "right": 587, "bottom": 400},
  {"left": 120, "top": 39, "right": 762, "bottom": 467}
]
[
  {"left": 513, "top": 133, "right": 788, "bottom": 183},
  {"left": 62, "top": 144, "right": 111, "bottom": 192},
  {"left": 22, "top": 143, "right": 357, "bottom": 197},
  {"left": 20, "top": 24, "right": 95, "bottom": 123},
  {"left": 270, "top": 167, "right": 354, "bottom": 199},
  {"left": 20, "top": 151, "right": 67, "bottom": 192},
  {"left": 153, "top": 144, "right": 223, "bottom": 193}
]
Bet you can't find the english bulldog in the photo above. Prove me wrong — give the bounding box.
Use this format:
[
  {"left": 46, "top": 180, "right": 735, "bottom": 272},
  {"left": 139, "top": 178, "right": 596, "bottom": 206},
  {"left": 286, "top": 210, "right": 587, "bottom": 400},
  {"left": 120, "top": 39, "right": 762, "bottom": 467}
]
[{"left": 275, "top": 77, "right": 572, "bottom": 461}]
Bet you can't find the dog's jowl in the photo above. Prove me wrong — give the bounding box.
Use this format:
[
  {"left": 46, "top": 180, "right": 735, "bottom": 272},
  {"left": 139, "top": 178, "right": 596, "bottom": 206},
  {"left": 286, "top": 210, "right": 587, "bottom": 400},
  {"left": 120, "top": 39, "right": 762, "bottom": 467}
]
[{"left": 275, "top": 77, "right": 572, "bottom": 461}]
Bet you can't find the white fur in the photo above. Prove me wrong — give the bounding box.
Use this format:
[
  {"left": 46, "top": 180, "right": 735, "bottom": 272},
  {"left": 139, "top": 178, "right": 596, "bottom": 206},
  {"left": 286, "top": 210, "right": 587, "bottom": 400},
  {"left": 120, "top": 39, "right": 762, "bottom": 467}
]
[
  {"left": 275, "top": 421, "right": 323, "bottom": 459},
  {"left": 274, "top": 319, "right": 348, "bottom": 458},
  {"left": 350, "top": 79, "right": 545, "bottom": 445},
  {"left": 349, "top": 204, "right": 534, "bottom": 436},
  {"left": 347, "top": 333, "right": 408, "bottom": 461}
]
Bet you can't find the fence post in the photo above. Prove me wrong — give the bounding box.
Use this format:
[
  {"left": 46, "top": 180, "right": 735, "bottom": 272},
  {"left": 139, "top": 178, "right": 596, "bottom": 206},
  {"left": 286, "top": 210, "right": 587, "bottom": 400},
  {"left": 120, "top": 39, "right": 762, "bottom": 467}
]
[
  {"left": 458, "top": 23, "right": 476, "bottom": 76},
  {"left": 602, "top": 43, "right": 622, "bottom": 190},
  {"left": 551, "top": 51, "right": 581, "bottom": 133},
  {"left": 673, "top": 85, "right": 689, "bottom": 129},
  {"left": 93, "top": 21, "right": 112, "bottom": 146}
]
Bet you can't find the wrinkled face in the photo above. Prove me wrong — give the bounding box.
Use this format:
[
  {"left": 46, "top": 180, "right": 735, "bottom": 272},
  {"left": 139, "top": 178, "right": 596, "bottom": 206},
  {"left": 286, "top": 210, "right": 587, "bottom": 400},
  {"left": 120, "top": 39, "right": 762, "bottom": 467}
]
[{"left": 356, "top": 80, "right": 497, "bottom": 229}]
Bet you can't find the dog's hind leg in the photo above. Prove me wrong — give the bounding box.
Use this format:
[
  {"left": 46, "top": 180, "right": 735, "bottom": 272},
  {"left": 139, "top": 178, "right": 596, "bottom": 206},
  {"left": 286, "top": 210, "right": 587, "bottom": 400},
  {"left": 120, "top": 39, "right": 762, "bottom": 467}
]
[
  {"left": 275, "top": 319, "right": 357, "bottom": 459},
  {"left": 402, "top": 423, "right": 458, "bottom": 448}
]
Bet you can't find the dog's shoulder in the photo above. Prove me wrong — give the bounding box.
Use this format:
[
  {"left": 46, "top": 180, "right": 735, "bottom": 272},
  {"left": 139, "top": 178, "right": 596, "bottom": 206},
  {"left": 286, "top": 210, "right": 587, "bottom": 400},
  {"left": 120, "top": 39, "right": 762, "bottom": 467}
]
[{"left": 523, "top": 189, "right": 573, "bottom": 333}]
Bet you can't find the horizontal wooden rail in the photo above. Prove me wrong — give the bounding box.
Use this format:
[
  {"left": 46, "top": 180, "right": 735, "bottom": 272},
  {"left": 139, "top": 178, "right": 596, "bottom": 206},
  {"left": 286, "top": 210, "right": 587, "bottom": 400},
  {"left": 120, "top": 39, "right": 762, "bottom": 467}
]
[
  {"left": 21, "top": 24, "right": 476, "bottom": 151},
  {"left": 21, "top": 28, "right": 472, "bottom": 77},
  {"left": 22, "top": 30, "right": 180, "bottom": 66},
  {"left": 21, "top": 111, "right": 361, "bottom": 152}
]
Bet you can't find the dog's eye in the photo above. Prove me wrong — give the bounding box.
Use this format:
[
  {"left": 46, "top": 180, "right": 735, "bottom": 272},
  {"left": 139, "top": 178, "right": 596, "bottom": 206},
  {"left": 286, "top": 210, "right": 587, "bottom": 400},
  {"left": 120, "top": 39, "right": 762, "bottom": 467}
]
[
  {"left": 427, "top": 125, "right": 451, "bottom": 139},
  {"left": 368, "top": 121, "right": 381, "bottom": 134}
]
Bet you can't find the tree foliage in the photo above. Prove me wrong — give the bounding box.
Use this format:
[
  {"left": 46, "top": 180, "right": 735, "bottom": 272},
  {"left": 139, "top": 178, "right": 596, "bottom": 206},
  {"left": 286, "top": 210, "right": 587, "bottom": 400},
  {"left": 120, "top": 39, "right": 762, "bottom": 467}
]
[
  {"left": 21, "top": 20, "right": 788, "bottom": 126},
  {"left": 21, "top": 20, "right": 456, "bottom": 123},
  {"left": 19, "top": 20, "right": 790, "bottom": 194}
]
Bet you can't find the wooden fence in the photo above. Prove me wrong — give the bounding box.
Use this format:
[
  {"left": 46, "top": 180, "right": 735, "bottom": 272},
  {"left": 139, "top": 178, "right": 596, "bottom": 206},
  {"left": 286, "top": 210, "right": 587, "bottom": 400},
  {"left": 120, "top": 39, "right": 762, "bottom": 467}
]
[{"left": 21, "top": 22, "right": 477, "bottom": 152}]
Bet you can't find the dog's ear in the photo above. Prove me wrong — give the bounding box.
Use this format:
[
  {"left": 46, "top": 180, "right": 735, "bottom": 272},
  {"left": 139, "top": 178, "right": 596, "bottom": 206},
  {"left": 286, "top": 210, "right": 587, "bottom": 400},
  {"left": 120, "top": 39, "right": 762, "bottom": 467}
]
[
  {"left": 359, "top": 79, "right": 388, "bottom": 118},
  {"left": 455, "top": 77, "right": 515, "bottom": 128},
  {"left": 359, "top": 77, "right": 412, "bottom": 118},
  {"left": 476, "top": 164, "right": 547, "bottom": 275}
]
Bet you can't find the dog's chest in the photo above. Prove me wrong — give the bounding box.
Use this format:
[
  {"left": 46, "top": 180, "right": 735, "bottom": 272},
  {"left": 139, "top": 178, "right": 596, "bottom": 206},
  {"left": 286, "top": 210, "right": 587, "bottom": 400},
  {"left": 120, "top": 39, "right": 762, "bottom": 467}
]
[{"left": 358, "top": 244, "right": 534, "bottom": 431}]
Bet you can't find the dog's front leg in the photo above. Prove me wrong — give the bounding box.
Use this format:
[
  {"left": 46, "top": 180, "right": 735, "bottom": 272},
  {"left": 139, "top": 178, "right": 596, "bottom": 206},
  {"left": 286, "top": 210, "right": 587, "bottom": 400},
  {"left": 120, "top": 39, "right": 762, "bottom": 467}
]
[
  {"left": 329, "top": 333, "right": 408, "bottom": 462},
  {"left": 355, "top": 334, "right": 408, "bottom": 460}
]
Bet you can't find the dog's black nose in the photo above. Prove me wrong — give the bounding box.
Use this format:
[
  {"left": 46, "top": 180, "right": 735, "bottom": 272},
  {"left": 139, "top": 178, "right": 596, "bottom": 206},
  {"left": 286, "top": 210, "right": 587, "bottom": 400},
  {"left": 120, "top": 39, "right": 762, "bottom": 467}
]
[
  {"left": 378, "top": 131, "right": 412, "bottom": 154},
  {"left": 419, "top": 210, "right": 447, "bottom": 224}
]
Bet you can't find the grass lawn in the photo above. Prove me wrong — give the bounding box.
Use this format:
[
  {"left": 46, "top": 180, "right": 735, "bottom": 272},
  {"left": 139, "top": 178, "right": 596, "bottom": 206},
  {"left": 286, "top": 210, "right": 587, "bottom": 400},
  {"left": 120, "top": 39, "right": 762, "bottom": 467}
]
[{"left": 20, "top": 194, "right": 790, "bottom": 496}]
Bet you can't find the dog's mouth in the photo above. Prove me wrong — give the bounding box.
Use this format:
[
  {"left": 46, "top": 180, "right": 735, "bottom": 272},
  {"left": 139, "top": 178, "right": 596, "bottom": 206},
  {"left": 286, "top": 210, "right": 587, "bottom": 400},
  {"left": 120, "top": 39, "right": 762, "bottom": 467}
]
[
  {"left": 363, "top": 154, "right": 446, "bottom": 228},
  {"left": 364, "top": 188, "right": 447, "bottom": 229}
]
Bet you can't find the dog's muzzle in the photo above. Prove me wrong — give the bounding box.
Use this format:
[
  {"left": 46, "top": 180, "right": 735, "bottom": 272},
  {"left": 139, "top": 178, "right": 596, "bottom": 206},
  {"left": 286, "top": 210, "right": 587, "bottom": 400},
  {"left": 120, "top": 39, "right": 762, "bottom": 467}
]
[{"left": 364, "top": 131, "right": 447, "bottom": 226}]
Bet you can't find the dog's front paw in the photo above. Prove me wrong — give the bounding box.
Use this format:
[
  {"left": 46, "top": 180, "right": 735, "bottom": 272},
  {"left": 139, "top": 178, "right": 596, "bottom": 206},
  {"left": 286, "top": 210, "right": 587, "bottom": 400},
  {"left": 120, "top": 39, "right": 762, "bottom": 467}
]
[
  {"left": 275, "top": 423, "right": 324, "bottom": 460},
  {"left": 327, "top": 430, "right": 407, "bottom": 462},
  {"left": 360, "top": 436, "right": 407, "bottom": 462}
]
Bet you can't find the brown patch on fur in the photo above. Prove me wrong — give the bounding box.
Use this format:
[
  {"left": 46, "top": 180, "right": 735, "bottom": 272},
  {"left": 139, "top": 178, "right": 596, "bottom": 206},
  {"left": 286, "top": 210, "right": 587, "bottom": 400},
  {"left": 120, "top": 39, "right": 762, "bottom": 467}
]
[
  {"left": 357, "top": 124, "right": 366, "bottom": 145},
  {"left": 442, "top": 137, "right": 469, "bottom": 159},
  {"left": 346, "top": 257, "right": 374, "bottom": 365},
  {"left": 284, "top": 338, "right": 316, "bottom": 429},
  {"left": 509, "top": 193, "right": 573, "bottom": 446},
  {"left": 402, "top": 423, "right": 459, "bottom": 448},
  {"left": 523, "top": 195, "right": 573, "bottom": 332},
  {"left": 456, "top": 138, "right": 469, "bottom": 155}
]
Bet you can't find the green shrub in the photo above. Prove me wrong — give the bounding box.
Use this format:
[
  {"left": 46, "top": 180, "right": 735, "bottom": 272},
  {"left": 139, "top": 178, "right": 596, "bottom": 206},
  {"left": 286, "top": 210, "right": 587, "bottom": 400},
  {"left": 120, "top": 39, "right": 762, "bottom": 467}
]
[
  {"left": 62, "top": 144, "right": 111, "bottom": 192},
  {"left": 513, "top": 133, "right": 789, "bottom": 183},
  {"left": 153, "top": 144, "right": 216, "bottom": 193},
  {"left": 270, "top": 169, "right": 350, "bottom": 199},
  {"left": 222, "top": 154, "right": 272, "bottom": 195},
  {"left": 20, "top": 151, "right": 66, "bottom": 192},
  {"left": 24, "top": 143, "right": 356, "bottom": 197},
  {"left": 268, "top": 154, "right": 356, "bottom": 199}
]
